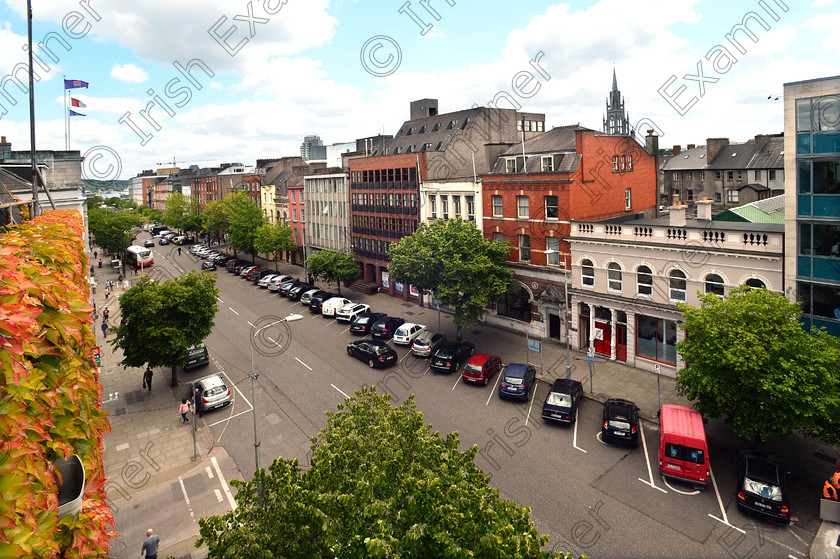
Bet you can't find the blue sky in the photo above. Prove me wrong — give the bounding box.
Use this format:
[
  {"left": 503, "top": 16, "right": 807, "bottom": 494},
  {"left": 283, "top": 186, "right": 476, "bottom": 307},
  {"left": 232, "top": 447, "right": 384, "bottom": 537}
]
[{"left": 0, "top": 0, "right": 837, "bottom": 180}]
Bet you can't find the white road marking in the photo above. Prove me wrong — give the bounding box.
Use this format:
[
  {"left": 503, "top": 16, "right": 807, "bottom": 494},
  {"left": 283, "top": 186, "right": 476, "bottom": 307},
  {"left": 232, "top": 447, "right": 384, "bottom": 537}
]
[
  {"left": 214, "top": 488, "right": 223, "bottom": 502},
  {"left": 331, "top": 384, "right": 350, "bottom": 399},
  {"left": 296, "top": 357, "right": 312, "bottom": 370},
  {"left": 266, "top": 336, "right": 282, "bottom": 348},
  {"left": 525, "top": 385, "right": 537, "bottom": 426},
  {"left": 228, "top": 307, "right": 239, "bottom": 316},
  {"left": 207, "top": 409, "right": 252, "bottom": 426},
  {"left": 451, "top": 375, "right": 462, "bottom": 390},
  {"left": 400, "top": 351, "right": 412, "bottom": 362},
  {"left": 178, "top": 476, "right": 195, "bottom": 521},
  {"left": 572, "top": 409, "right": 587, "bottom": 453},
  {"left": 638, "top": 421, "right": 667, "bottom": 493},
  {"left": 211, "top": 455, "right": 237, "bottom": 511},
  {"left": 708, "top": 462, "right": 745, "bottom": 533},
  {"left": 205, "top": 466, "right": 214, "bottom": 479},
  {"left": 341, "top": 326, "right": 351, "bottom": 334},
  {"left": 247, "top": 321, "right": 254, "bottom": 328},
  {"left": 216, "top": 297, "right": 224, "bottom": 303},
  {"left": 662, "top": 477, "right": 700, "bottom": 495}
]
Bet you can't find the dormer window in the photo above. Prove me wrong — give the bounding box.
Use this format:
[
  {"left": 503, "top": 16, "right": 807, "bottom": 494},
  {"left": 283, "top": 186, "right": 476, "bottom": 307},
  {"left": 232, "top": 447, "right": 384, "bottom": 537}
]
[
  {"left": 460, "top": 118, "right": 469, "bottom": 130},
  {"left": 433, "top": 122, "right": 442, "bottom": 131},
  {"left": 447, "top": 120, "right": 456, "bottom": 129},
  {"left": 419, "top": 125, "right": 429, "bottom": 134},
  {"left": 406, "top": 128, "right": 413, "bottom": 136}
]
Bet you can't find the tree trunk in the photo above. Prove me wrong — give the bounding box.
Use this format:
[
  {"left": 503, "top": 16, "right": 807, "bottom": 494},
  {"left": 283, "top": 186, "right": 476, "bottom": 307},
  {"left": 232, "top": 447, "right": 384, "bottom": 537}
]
[{"left": 170, "top": 366, "right": 178, "bottom": 387}]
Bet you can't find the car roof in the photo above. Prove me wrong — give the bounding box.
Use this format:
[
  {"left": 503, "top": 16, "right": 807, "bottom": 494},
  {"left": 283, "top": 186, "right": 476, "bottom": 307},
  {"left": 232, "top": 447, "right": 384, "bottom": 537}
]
[
  {"left": 551, "top": 378, "right": 581, "bottom": 391},
  {"left": 741, "top": 452, "right": 781, "bottom": 484},
  {"left": 468, "top": 353, "right": 499, "bottom": 364},
  {"left": 399, "top": 322, "right": 422, "bottom": 329},
  {"left": 197, "top": 374, "right": 225, "bottom": 388},
  {"left": 505, "top": 363, "right": 532, "bottom": 377}
]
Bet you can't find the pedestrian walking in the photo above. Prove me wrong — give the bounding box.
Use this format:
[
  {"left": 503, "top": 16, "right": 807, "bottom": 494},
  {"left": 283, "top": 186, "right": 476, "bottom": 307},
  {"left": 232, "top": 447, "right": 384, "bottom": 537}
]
[
  {"left": 100, "top": 322, "right": 108, "bottom": 337},
  {"left": 140, "top": 528, "right": 160, "bottom": 559},
  {"left": 118, "top": 273, "right": 123, "bottom": 283},
  {"left": 177, "top": 247, "right": 182, "bottom": 256},
  {"left": 193, "top": 386, "right": 203, "bottom": 418},
  {"left": 98, "top": 259, "right": 102, "bottom": 268},
  {"left": 134, "top": 267, "right": 138, "bottom": 276},
  {"left": 143, "top": 367, "right": 153, "bottom": 391},
  {"left": 102, "top": 308, "right": 109, "bottom": 322},
  {"left": 93, "top": 250, "right": 97, "bottom": 259},
  {"left": 104, "top": 288, "right": 110, "bottom": 301},
  {"left": 178, "top": 399, "right": 191, "bottom": 423}
]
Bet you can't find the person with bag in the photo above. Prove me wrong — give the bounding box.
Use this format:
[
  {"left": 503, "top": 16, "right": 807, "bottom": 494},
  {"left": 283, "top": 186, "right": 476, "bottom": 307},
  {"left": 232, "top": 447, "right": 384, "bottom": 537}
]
[{"left": 178, "top": 399, "right": 191, "bottom": 424}]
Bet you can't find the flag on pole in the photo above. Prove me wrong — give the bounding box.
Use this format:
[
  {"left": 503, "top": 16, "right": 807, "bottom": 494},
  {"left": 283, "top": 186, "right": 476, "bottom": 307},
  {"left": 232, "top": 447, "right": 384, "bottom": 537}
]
[
  {"left": 69, "top": 109, "right": 86, "bottom": 117},
  {"left": 64, "top": 79, "right": 89, "bottom": 89},
  {"left": 70, "top": 98, "right": 86, "bottom": 108}
]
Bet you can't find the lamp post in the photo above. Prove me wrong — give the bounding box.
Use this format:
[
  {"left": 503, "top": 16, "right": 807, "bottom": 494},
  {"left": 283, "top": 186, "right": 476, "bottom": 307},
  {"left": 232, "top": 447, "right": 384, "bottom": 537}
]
[
  {"left": 249, "top": 313, "right": 303, "bottom": 472},
  {"left": 546, "top": 249, "right": 573, "bottom": 380}
]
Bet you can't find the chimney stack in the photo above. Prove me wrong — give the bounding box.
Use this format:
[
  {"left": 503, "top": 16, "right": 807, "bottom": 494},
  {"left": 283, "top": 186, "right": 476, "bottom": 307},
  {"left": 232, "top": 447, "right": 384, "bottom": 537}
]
[
  {"left": 687, "top": 144, "right": 696, "bottom": 150},
  {"left": 668, "top": 193, "right": 688, "bottom": 227},
  {"left": 673, "top": 145, "right": 681, "bottom": 156},
  {"left": 696, "top": 197, "right": 713, "bottom": 220},
  {"left": 645, "top": 129, "right": 659, "bottom": 156},
  {"left": 706, "top": 138, "right": 730, "bottom": 162}
]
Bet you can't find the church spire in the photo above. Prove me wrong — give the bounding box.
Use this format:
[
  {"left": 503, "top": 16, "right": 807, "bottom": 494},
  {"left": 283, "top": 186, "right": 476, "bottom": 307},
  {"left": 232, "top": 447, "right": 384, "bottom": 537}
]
[{"left": 603, "top": 67, "right": 630, "bottom": 135}]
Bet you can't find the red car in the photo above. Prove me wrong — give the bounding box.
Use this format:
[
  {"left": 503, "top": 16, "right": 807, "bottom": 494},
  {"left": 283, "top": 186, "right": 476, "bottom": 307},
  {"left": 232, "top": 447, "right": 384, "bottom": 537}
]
[{"left": 461, "top": 354, "right": 502, "bottom": 386}]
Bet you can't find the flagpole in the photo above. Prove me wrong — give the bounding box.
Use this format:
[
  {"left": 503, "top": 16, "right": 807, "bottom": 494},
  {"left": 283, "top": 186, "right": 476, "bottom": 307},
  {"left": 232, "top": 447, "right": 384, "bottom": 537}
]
[{"left": 64, "top": 75, "right": 68, "bottom": 150}]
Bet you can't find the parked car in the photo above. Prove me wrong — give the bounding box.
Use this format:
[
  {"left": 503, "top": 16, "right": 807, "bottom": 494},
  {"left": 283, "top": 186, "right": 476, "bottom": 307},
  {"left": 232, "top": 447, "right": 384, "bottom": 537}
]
[
  {"left": 392, "top": 323, "right": 427, "bottom": 345},
  {"left": 239, "top": 265, "right": 259, "bottom": 278},
  {"left": 214, "top": 254, "right": 235, "bottom": 265},
  {"left": 321, "top": 297, "right": 352, "bottom": 317},
  {"left": 280, "top": 280, "right": 306, "bottom": 297},
  {"left": 429, "top": 340, "right": 475, "bottom": 373},
  {"left": 370, "top": 316, "right": 406, "bottom": 340},
  {"left": 267, "top": 275, "right": 296, "bottom": 292},
  {"left": 349, "top": 312, "right": 387, "bottom": 334},
  {"left": 298, "top": 287, "right": 325, "bottom": 303},
  {"left": 601, "top": 398, "right": 640, "bottom": 446},
  {"left": 411, "top": 332, "right": 446, "bottom": 357},
  {"left": 184, "top": 343, "right": 209, "bottom": 370},
  {"left": 194, "top": 374, "right": 231, "bottom": 411},
  {"left": 461, "top": 354, "right": 502, "bottom": 386},
  {"left": 228, "top": 260, "right": 250, "bottom": 273},
  {"left": 346, "top": 339, "right": 398, "bottom": 369},
  {"left": 234, "top": 262, "right": 254, "bottom": 275},
  {"left": 288, "top": 283, "right": 315, "bottom": 301},
  {"left": 499, "top": 363, "right": 537, "bottom": 401},
  {"left": 143, "top": 239, "right": 155, "bottom": 248},
  {"left": 173, "top": 236, "right": 189, "bottom": 245},
  {"left": 250, "top": 269, "right": 276, "bottom": 283},
  {"left": 201, "top": 260, "right": 216, "bottom": 271},
  {"left": 541, "top": 378, "right": 584, "bottom": 422},
  {"left": 257, "top": 274, "right": 280, "bottom": 288},
  {"left": 335, "top": 303, "right": 371, "bottom": 323},
  {"left": 736, "top": 451, "right": 790, "bottom": 524},
  {"left": 308, "top": 292, "right": 338, "bottom": 312}
]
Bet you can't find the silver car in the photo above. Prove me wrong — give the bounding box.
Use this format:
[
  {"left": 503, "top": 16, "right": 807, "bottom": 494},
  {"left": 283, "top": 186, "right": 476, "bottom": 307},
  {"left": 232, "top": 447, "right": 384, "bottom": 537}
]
[
  {"left": 195, "top": 375, "right": 231, "bottom": 411},
  {"left": 267, "top": 275, "right": 295, "bottom": 292},
  {"left": 411, "top": 332, "right": 446, "bottom": 357}
]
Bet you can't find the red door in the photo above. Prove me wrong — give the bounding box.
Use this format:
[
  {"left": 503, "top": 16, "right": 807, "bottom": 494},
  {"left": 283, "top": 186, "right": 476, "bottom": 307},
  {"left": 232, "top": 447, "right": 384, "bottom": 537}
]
[
  {"left": 594, "top": 321, "right": 611, "bottom": 356},
  {"left": 616, "top": 324, "right": 627, "bottom": 362}
]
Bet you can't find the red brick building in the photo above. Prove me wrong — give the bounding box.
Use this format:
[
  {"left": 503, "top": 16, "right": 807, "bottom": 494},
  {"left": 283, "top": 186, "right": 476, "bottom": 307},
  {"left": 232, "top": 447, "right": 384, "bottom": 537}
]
[{"left": 481, "top": 125, "right": 659, "bottom": 340}]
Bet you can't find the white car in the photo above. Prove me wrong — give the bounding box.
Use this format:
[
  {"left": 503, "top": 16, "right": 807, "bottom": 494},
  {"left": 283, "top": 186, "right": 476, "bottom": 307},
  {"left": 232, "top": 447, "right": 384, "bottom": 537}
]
[
  {"left": 267, "top": 275, "right": 295, "bottom": 292},
  {"left": 392, "top": 323, "right": 427, "bottom": 345},
  {"left": 321, "top": 297, "right": 352, "bottom": 317},
  {"left": 299, "top": 288, "right": 324, "bottom": 304},
  {"left": 257, "top": 274, "right": 279, "bottom": 288},
  {"left": 336, "top": 303, "right": 371, "bottom": 323}
]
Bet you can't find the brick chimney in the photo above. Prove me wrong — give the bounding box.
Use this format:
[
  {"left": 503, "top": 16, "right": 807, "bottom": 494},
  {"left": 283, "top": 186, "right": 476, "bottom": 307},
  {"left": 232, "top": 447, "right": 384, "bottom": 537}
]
[
  {"left": 696, "top": 197, "right": 713, "bottom": 220},
  {"left": 668, "top": 193, "right": 687, "bottom": 226},
  {"left": 754, "top": 134, "right": 772, "bottom": 153},
  {"left": 673, "top": 145, "right": 681, "bottom": 156},
  {"left": 706, "top": 138, "right": 730, "bottom": 162},
  {"left": 687, "top": 143, "right": 696, "bottom": 150}
]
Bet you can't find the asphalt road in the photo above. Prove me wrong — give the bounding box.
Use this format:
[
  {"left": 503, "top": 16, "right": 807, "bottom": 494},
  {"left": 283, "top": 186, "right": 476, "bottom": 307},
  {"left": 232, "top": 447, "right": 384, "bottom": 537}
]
[{"left": 150, "top": 239, "right": 815, "bottom": 559}]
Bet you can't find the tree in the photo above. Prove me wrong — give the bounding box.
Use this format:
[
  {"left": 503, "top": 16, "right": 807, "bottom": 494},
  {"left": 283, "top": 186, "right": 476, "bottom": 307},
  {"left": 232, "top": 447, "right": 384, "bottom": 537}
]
[
  {"left": 388, "top": 218, "right": 513, "bottom": 336},
  {"left": 676, "top": 286, "right": 840, "bottom": 446},
  {"left": 110, "top": 271, "right": 220, "bottom": 387},
  {"left": 197, "top": 388, "right": 572, "bottom": 559},
  {"left": 201, "top": 199, "right": 230, "bottom": 246},
  {"left": 162, "top": 192, "right": 190, "bottom": 232},
  {"left": 227, "top": 192, "right": 265, "bottom": 260},
  {"left": 305, "top": 249, "right": 359, "bottom": 294},
  {"left": 254, "top": 221, "right": 298, "bottom": 271},
  {"left": 136, "top": 205, "right": 163, "bottom": 224},
  {"left": 87, "top": 206, "right": 143, "bottom": 268},
  {"left": 182, "top": 197, "right": 203, "bottom": 236}
]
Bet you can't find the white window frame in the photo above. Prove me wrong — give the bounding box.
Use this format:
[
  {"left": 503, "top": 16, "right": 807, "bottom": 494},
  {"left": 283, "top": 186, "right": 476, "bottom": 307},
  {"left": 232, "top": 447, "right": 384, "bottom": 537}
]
[
  {"left": 429, "top": 195, "right": 437, "bottom": 218},
  {"left": 636, "top": 265, "right": 652, "bottom": 296},
  {"left": 492, "top": 195, "right": 503, "bottom": 217},
  {"left": 581, "top": 259, "right": 594, "bottom": 287},
  {"left": 517, "top": 195, "right": 529, "bottom": 219},
  {"left": 518, "top": 234, "right": 531, "bottom": 262},
  {"left": 541, "top": 156, "right": 554, "bottom": 172},
  {"left": 545, "top": 195, "right": 559, "bottom": 220},
  {"left": 466, "top": 195, "right": 475, "bottom": 221},
  {"left": 546, "top": 237, "right": 560, "bottom": 265},
  {"left": 669, "top": 270, "right": 687, "bottom": 302},
  {"left": 625, "top": 188, "right": 632, "bottom": 211},
  {"left": 608, "top": 262, "right": 622, "bottom": 292}
]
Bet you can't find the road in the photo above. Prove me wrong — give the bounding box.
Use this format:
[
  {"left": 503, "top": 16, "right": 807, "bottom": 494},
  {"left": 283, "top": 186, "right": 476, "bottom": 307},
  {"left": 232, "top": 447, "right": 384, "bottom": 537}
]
[{"left": 152, "top": 240, "right": 816, "bottom": 559}]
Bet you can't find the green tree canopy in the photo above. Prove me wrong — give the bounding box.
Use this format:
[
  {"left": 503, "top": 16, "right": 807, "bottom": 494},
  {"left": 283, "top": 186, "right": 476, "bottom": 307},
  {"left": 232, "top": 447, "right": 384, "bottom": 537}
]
[
  {"left": 197, "top": 388, "right": 571, "bottom": 558},
  {"left": 110, "top": 271, "right": 219, "bottom": 386},
  {"left": 161, "top": 192, "right": 190, "bottom": 232},
  {"left": 254, "top": 221, "right": 298, "bottom": 271},
  {"left": 200, "top": 199, "right": 230, "bottom": 244},
  {"left": 676, "top": 286, "right": 840, "bottom": 445},
  {"left": 182, "top": 197, "right": 203, "bottom": 235},
  {"left": 388, "top": 218, "right": 513, "bottom": 334},
  {"left": 227, "top": 192, "right": 265, "bottom": 260},
  {"left": 88, "top": 206, "right": 143, "bottom": 267},
  {"left": 137, "top": 205, "right": 163, "bottom": 224},
  {"left": 305, "top": 249, "right": 359, "bottom": 295}
]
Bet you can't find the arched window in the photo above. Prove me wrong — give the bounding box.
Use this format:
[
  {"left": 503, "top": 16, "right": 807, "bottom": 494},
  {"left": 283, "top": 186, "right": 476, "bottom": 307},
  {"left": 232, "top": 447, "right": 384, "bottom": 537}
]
[
  {"left": 581, "top": 259, "right": 594, "bottom": 287},
  {"left": 608, "top": 262, "right": 622, "bottom": 292},
  {"left": 669, "top": 270, "right": 687, "bottom": 301},
  {"left": 745, "top": 278, "right": 766, "bottom": 289},
  {"left": 705, "top": 274, "right": 725, "bottom": 296},
  {"left": 637, "top": 265, "right": 652, "bottom": 296}
]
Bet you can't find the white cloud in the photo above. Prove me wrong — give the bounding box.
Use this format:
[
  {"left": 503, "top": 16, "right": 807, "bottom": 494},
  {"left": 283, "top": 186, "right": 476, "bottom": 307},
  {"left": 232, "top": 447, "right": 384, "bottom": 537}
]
[{"left": 110, "top": 63, "right": 149, "bottom": 83}]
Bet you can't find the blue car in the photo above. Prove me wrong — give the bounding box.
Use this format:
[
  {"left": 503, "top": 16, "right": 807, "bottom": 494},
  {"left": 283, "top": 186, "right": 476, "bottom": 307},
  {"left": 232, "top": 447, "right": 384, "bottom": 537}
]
[
  {"left": 498, "top": 363, "right": 537, "bottom": 401},
  {"left": 542, "top": 378, "right": 584, "bottom": 424}
]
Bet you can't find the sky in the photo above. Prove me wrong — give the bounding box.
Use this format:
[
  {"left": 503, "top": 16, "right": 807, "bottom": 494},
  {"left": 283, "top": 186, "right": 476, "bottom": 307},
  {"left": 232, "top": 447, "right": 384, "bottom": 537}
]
[{"left": 0, "top": 0, "right": 837, "bottom": 181}]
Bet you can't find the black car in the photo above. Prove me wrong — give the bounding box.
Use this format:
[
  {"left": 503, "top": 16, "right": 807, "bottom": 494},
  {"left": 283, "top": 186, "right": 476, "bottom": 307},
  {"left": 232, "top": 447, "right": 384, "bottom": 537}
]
[
  {"left": 541, "top": 378, "right": 583, "bottom": 422},
  {"left": 214, "top": 254, "right": 236, "bottom": 265},
  {"left": 279, "top": 280, "right": 306, "bottom": 297},
  {"left": 349, "top": 312, "right": 387, "bottom": 334},
  {"left": 429, "top": 340, "right": 475, "bottom": 373},
  {"left": 499, "top": 363, "right": 537, "bottom": 401},
  {"left": 251, "top": 269, "right": 276, "bottom": 283},
  {"left": 288, "top": 283, "right": 314, "bottom": 301},
  {"left": 233, "top": 262, "right": 253, "bottom": 274},
  {"left": 370, "top": 316, "right": 406, "bottom": 340},
  {"left": 159, "top": 238, "right": 169, "bottom": 245},
  {"left": 226, "top": 259, "right": 250, "bottom": 272},
  {"left": 184, "top": 343, "right": 209, "bottom": 370},
  {"left": 601, "top": 398, "right": 639, "bottom": 445},
  {"left": 346, "top": 339, "right": 398, "bottom": 369},
  {"left": 736, "top": 451, "right": 790, "bottom": 524},
  {"left": 308, "top": 292, "right": 338, "bottom": 312}
]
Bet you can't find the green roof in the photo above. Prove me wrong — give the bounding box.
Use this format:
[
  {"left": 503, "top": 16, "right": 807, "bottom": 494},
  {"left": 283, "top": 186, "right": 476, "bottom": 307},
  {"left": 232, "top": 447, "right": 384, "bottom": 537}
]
[{"left": 713, "top": 195, "right": 785, "bottom": 224}]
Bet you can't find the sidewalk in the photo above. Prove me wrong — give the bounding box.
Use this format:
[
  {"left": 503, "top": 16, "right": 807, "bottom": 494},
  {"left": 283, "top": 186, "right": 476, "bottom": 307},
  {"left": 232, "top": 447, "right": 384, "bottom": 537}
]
[{"left": 91, "top": 247, "right": 231, "bottom": 559}]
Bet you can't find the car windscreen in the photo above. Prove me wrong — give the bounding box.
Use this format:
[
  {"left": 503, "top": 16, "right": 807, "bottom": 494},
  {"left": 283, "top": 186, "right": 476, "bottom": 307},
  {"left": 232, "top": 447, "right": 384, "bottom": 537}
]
[
  {"left": 355, "top": 316, "right": 371, "bottom": 324},
  {"left": 744, "top": 476, "right": 782, "bottom": 501},
  {"left": 607, "top": 418, "right": 631, "bottom": 430},
  {"left": 435, "top": 349, "right": 454, "bottom": 359},
  {"left": 188, "top": 347, "right": 206, "bottom": 357},
  {"left": 503, "top": 376, "right": 524, "bottom": 386},
  {"left": 463, "top": 363, "right": 482, "bottom": 374},
  {"left": 373, "top": 346, "right": 391, "bottom": 356},
  {"left": 546, "top": 392, "right": 571, "bottom": 407},
  {"left": 204, "top": 384, "right": 227, "bottom": 397}
]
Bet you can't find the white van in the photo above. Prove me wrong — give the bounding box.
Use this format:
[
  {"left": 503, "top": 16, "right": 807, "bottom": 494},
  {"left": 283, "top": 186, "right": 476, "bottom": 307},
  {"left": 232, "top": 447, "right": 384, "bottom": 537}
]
[{"left": 321, "top": 297, "right": 352, "bottom": 318}]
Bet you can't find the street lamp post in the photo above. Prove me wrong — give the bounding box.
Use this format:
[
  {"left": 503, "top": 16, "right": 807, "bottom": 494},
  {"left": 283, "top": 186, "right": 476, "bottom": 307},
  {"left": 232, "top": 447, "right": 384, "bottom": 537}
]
[
  {"left": 249, "top": 313, "right": 303, "bottom": 472},
  {"left": 546, "top": 249, "right": 573, "bottom": 380}
]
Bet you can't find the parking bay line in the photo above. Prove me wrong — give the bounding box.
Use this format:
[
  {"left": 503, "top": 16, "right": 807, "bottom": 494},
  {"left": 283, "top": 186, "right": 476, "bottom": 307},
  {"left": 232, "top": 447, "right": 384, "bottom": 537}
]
[
  {"left": 525, "top": 384, "right": 538, "bottom": 426},
  {"left": 572, "top": 409, "right": 587, "bottom": 453},
  {"left": 486, "top": 372, "right": 503, "bottom": 406},
  {"left": 331, "top": 384, "right": 351, "bottom": 399},
  {"left": 637, "top": 421, "right": 668, "bottom": 493},
  {"left": 207, "top": 370, "right": 254, "bottom": 428},
  {"left": 451, "top": 374, "right": 462, "bottom": 391},
  {"left": 211, "top": 455, "right": 237, "bottom": 511},
  {"left": 708, "top": 462, "right": 745, "bottom": 534},
  {"left": 296, "top": 357, "right": 312, "bottom": 370},
  {"left": 228, "top": 306, "right": 239, "bottom": 316}
]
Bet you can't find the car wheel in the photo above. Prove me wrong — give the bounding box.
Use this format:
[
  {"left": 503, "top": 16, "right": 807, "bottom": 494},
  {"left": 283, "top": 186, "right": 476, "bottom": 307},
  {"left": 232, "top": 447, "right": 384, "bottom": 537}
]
[
  {"left": 347, "top": 347, "right": 353, "bottom": 356},
  {"left": 483, "top": 376, "right": 489, "bottom": 387},
  {"left": 368, "top": 359, "right": 375, "bottom": 368}
]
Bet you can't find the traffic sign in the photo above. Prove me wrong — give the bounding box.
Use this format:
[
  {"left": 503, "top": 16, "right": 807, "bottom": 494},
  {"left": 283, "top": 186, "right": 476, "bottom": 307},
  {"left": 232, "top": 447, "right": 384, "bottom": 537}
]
[{"left": 528, "top": 339, "right": 541, "bottom": 353}]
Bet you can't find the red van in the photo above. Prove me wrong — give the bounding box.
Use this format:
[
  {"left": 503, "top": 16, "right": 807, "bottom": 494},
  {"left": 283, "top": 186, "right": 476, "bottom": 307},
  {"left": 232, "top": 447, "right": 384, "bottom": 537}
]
[{"left": 658, "top": 404, "right": 710, "bottom": 487}]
